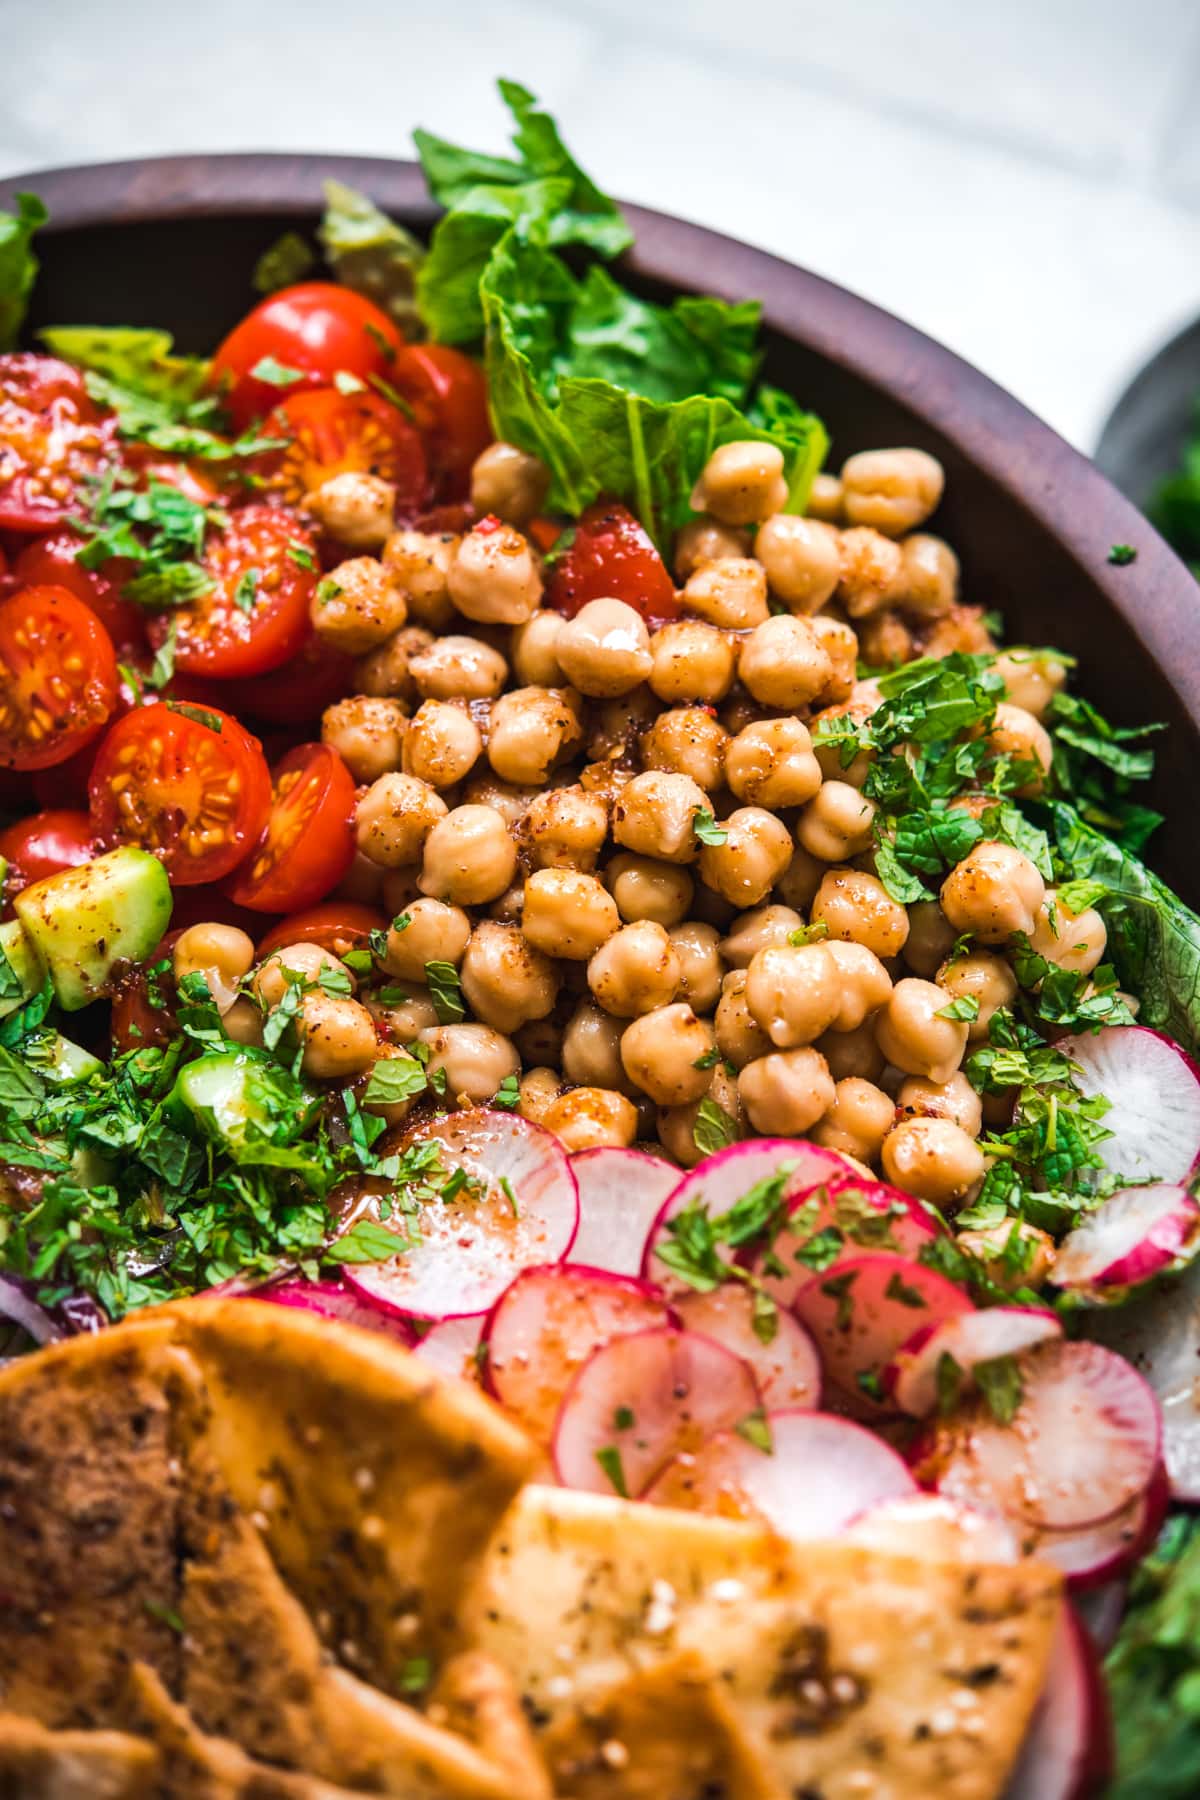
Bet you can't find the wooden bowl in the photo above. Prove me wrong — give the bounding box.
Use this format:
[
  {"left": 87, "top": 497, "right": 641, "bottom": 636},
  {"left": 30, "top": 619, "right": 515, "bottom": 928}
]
[{"left": 4, "top": 151, "right": 1198, "bottom": 895}]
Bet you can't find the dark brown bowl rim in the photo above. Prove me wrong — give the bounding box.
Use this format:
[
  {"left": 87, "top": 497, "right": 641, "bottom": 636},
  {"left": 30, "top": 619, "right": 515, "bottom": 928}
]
[{"left": 2, "top": 149, "right": 1196, "bottom": 723}]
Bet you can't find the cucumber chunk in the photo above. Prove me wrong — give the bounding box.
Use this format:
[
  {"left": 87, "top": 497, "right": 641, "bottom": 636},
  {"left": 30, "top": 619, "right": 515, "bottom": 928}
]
[
  {"left": 168, "top": 1052, "right": 314, "bottom": 1155},
  {"left": 13, "top": 847, "right": 172, "bottom": 1012},
  {"left": 37, "top": 1034, "right": 106, "bottom": 1085},
  {"left": 0, "top": 917, "right": 46, "bottom": 1020}
]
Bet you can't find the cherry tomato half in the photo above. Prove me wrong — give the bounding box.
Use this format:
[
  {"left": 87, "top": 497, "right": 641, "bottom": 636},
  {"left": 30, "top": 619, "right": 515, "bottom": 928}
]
[
  {"left": 227, "top": 743, "right": 356, "bottom": 914},
  {"left": 256, "top": 900, "right": 388, "bottom": 961},
  {"left": 88, "top": 702, "right": 272, "bottom": 886},
  {"left": 215, "top": 626, "right": 354, "bottom": 728},
  {"left": 388, "top": 345, "right": 491, "bottom": 501},
  {"left": 545, "top": 501, "right": 679, "bottom": 627},
  {"left": 255, "top": 387, "right": 426, "bottom": 514},
  {"left": 0, "top": 584, "right": 119, "bottom": 771},
  {"left": 0, "top": 808, "right": 95, "bottom": 898},
  {"left": 211, "top": 283, "right": 405, "bottom": 431},
  {"left": 0, "top": 354, "right": 121, "bottom": 535},
  {"left": 14, "top": 531, "right": 146, "bottom": 656},
  {"left": 146, "top": 505, "right": 317, "bottom": 681},
  {"left": 110, "top": 930, "right": 180, "bottom": 1053}
]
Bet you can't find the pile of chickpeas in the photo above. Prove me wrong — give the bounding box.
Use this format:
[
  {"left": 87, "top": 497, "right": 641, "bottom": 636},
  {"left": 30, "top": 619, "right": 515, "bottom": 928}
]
[{"left": 171, "top": 434, "right": 1109, "bottom": 1293}]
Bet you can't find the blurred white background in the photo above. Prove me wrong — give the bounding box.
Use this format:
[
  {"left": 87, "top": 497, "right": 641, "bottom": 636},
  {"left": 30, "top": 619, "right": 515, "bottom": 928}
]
[{"left": 4, "top": 0, "right": 1200, "bottom": 449}]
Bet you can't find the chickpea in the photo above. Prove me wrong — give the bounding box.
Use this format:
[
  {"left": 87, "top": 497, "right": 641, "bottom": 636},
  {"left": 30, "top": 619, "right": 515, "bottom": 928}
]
[
  {"left": 720, "top": 904, "right": 803, "bottom": 970},
  {"left": 612, "top": 770, "right": 708, "bottom": 865},
  {"left": 940, "top": 841, "right": 1046, "bottom": 944},
  {"left": 795, "top": 781, "right": 876, "bottom": 862},
  {"left": 840, "top": 448, "right": 944, "bottom": 537},
  {"left": 837, "top": 527, "right": 903, "bottom": 617},
  {"left": 322, "top": 696, "right": 407, "bottom": 784},
  {"left": 580, "top": 760, "right": 633, "bottom": 809},
  {"left": 487, "top": 685, "right": 582, "bottom": 785},
  {"left": 810, "top": 616, "right": 858, "bottom": 705},
  {"left": 620, "top": 1004, "right": 715, "bottom": 1106},
  {"left": 876, "top": 978, "right": 969, "bottom": 1083},
  {"left": 353, "top": 625, "right": 432, "bottom": 702},
  {"left": 562, "top": 1001, "right": 635, "bottom": 1094},
  {"left": 303, "top": 471, "right": 395, "bottom": 550},
  {"left": 383, "top": 529, "right": 458, "bottom": 631},
  {"left": 691, "top": 441, "right": 789, "bottom": 526},
  {"left": 924, "top": 605, "right": 995, "bottom": 659},
  {"left": 811, "top": 868, "right": 909, "bottom": 959},
  {"left": 311, "top": 556, "right": 406, "bottom": 655},
  {"left": 737, "top": 615, "right": 832, "bottom": 711},
  {"left": 807, "top": 473, "right": 845, "bottom": 522},
  {"left": 657, "top": 1065, "right": 742, "bottom": 1168},
  {"left": 682, "top": 558, "right": 769, "bottom": 630},
  {"left": 518, "top": 1066, "right": 562, "bottom": 1125},
  {"left": 745, "top": 942, "right": 839, "bottom": 1048},
  {"left": 895, "top": 534, "right": 959, "bottom": 619},
  {"left": 418, "top": 1024, "right": 520, "bottom": 1107},
  {"left": 699, "top": 807, "right": 794, "bottom": 910},
  {"left": 738, "top": 1047, "right": 836, "bottom": 1135},
  {"left": 753, "top": 515, "right": 840, "bottom": 613},
  {"left": 380, "top": 869, "right": 422, "bottom": 918},
  {"left": 359, "top": 1044, "right": 425, "bottom": 1128},
  {"left": 521, "top": 868, "right": 620, "bottom": 961},
  {"left": 824, "top": 942, "right": 893, "bottom": 1031},
  {"left": 337, "top": 850, "right": 387, "bottom": 906},
  {"left": 881, "top": 1117, "right": 984, "bottom": 1207},
  {"left": 1029, "top": 891, "right": 1107, "bottom": 977},
  {"left": 408, "top": 633, "right": 508, "bottom": 703},
  {"left": 469, "top": 441, "right": 550, "bottom": 526},
  {"left": 903, "top": 900, "right": 958, "bottom": 977},
  {"left": 715, "top": 969, "right": 772, "bottom": 1068},
  {"left": 587, "top": 921, "right": 680, "bottom": 1018},
  {"left": 992, "top": 649, "right": 1068, "bottom": 720},
  {"left": 811, "top": 697, "right": 874, "bottom": 788},
  {"left": 673, "top": 515, "right": 750, "bottom": 579},
  {"left": 640, "top": 707, "right": 729, "bottom": 791},
  {"left": 897, "top": 1072, "right": 983, "bottom": 1137},
  {"left": 448, "top": 520, "right": 542, "bottom": 625},
  {"left": 817, "top": 1018, "right": 886, "bottom": 1083},
  {"left": 503, "top": 613, "right": 566, "bottom": 702},
  {"left": 367, "top": 987, "right": 440, "bottom": 1044},
  {"left": 555, "top": 598, "right": 652, "bottom": 698},
  {"left": 773, "top": 845, "right": 827, "bottom": 911},
  {"left": 461, "top": 773, "right": 537, "bottom": 830},
  {"left": 956, "top": 1220, "right": 1057, "bottom": 1292},
  {"left": 935, "top": 950, "right": 1017, "bottom": 1041},
  {"left": 298, "top": 992, "right": 379, "bottom": 1080},
  {"left": 648, "top": 620, "right": 737, "bottom": 705},
  {"left": 253, "top": 942, "right": 353, "bottom": 1011},
  {"left": 417, "top": 804, "right": 517, "bottom": 906},
  {"left": 173, "top": 922, "right": 254, "bottom": 1014},
  {"left": 725, "top": 717, "right": 821, "bottom": 810},
  {"left": 519, "top": 785, "right": 607, "bottom": 873},
  {"left": 985, "top": 701, "right": 1053, "bottom": 797},
  {"left": 543, "top": 1087, "right": 638, "bottom": 1153},
  {"left": 377, "top": 898, "right": 471, "bottom": 982},
  {"left": 812, "top": 1078, "right": 896, "bottom": 1164},
  {"left": 222, "top": 996, "right": 264, "bottom": 1047},
  {"left": 606, "top": 853, "right": 694, "bottom": 927},
  {"left": 489, "top": 881, "right": 525, "bottom": 925},
  {"left": 355, "top": 772, "right": 447, "bottom": 869},
  {"left": 402, "top": 699, "right": 482, "bottom": 789},
  {"left": 666, "top": 921, "right": 724, "bottom": 1014},
  {"left": 861, "top": 609, "right": 915, "bottom": 668},
  {"left": 457, "top": 920, "right": 559, "bottom": 1035}
]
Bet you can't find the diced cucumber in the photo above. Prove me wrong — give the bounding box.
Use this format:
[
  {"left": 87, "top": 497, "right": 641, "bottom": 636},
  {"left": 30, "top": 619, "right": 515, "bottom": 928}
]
[
  {"left": 37, "top": 1034, "right": 106, "bottom": 1085},
  {"left": 13, "top": 847, "right": 172, "bottom": 1012},
  {"left": 0, "top": 917, "right": 46, "bottom": 1020},
  {"left": 169, "top": 1052, "right": 272, "bottom": 1149}
]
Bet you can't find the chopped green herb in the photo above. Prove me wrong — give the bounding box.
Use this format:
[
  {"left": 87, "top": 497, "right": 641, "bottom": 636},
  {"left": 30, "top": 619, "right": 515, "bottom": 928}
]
[
  {"left": 594, "top": 1445, "right": 628, "bottom": 1498},
  {"left": 252, "top": 231, "right": 316, "bottom": 294},
  {"left": 935, "top": 994, "right": 980, "bottom": 1023},
  {"left": 734, "top": 1408, "right": 773, "bottom": 1454},
  {"left": 233, "top": 567, "right": 260, "bottom": 614},
  {"left": 974, "top": 1354, "right": 1024, "bottom": 1425},
  {"left": 491, "top": 1073, "right": 521, "bottom": 1112},
  {"left": 613, "top": 1405, "right": 635, "bottom": 1431},
  {"left": 499, "top": 1175, "right": 519, "bottom": 1218},
  {"left": 425, "top": 960, "right": 465, "bottom": 1025},
  {"left": 692, "top": 807, "right": 728, "bottom": 847},
  {"left": 1108, "top": 544, "right": 1137, "bottom": 566},
  {"left": 250, "top": 354, "right": 306, "bottom": 386},
  {"left": 788, "top": 920, "right": 830, "bottom": 947},
  {"left": 363, "top": 1055, "right": 427, "bottom": 1107}
]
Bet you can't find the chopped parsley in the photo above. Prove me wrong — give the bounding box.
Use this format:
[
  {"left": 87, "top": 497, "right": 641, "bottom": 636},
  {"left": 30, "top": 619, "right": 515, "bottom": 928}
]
[
  {"left": 1108, "top": 543, "right": 1137, "bottom": 566},
  {"left": 692, "top": 807, "right": 728, "bottom": 847},
  {"left": 594, "top": 1445, "right": 628, "bottom": 1498}
]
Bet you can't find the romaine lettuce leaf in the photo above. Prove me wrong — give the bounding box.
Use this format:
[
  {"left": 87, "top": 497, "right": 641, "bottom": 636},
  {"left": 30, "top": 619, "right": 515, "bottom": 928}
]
[
  {"left": 1107, "top": 1515, "right": 1200, "bottom": 1798},
  {"left": 0, "top": 192, "right": 47, "bottom": 350},
  {"left": 318, "top": 179, "right": 426, "bottom": 338}
]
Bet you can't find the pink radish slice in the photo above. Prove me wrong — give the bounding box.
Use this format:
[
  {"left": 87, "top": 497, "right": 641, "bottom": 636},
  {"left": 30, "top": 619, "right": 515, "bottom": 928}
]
[
  {"left": 676, "top": 1283, "right": 821, "bottom": 1410},
  {"left": 258, "top": 1279, "right": 416, "bottom": 1344},
  {"left": 926, "top": 1340, "right": 1161, "bottom": 1533},
  {"left": 552, "top": 1326, "right": 760, "bottom": 1497},
  {"left": 1002, "top": 1607, "right": 1112, "bottom": 1800},
  {"left": 793, "top": 1251, "right": 973, "bottom": 1410},
  {"left": 1086, "top": 1253, "right": 1200, "bottom": 1500},
  {"left": 569, "top": 1148, "right": 680, "bottom": 1277},
  {"left": 1054, "top": 1183, "right": 1200, "bottom": 1296},
  {"left": 645, "top": 1408, "right": 916, "bottom": 1538},
  {"left": 888, "top": 1305, "right": 1062, "bottom": 1417},
  {"left": 844, "top": 1492, "right": 1021, "bottom": 1564},
  {"left": 752, "top": 1179, "right": 942, "bottom": 1309},
  {"left": 1073, "top": 1579, "right": 1128, "bottom": 1654},
  {"left": 484, "top": 1264, "right": 675, "bottom": 1443},
  {"left": 1031, "top": 1462, "right": 1169, "bottom": 1589},
  {"left": 1060, "top": 1025, "right": 1200, "bottom": 1184},
  {"left": 412, "top": 1315, "right": 483, "bottom": 1383},
  {"left": 343, "top": 1109, "right": 578, "bottom": 1321}
]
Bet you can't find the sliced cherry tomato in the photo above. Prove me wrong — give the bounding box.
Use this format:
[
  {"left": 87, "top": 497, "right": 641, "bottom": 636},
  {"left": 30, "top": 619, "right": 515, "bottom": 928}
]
[
  {"left": 257, "top": 900, "right": 387, "bottom": 961},
  {"left": 14, "top": 531, "right": 146, "bottom": 655},
  {"left": 216, "top": 626, "right": 354, "bottom": 727},
  {"left": 0, "top": 584, "right": 119, "bottom": 770},
  {"left": 227, "top": 742, "right": 356, "bottom": 913},
  {"left": 88, "top": 702, "right": 271, "bottom": 886},
  {"left": 254, "top": 387, "right": 426, "bottom": 514},
  {"left": 527, "top": 515, "right": 565, "bottom": 554},
  {"left": 0, "top": 808, "right": 95, "bottom": 898},
  {"left": 0, "top": 354, "right": 120, "bottom": 534},
  {"left": 145, "top": 505, "right": 317, "bottom": 680},
  {"left": 388, "top": 345, "right": 491, "bottom": 501},
  {"left": 211, "top": 283, "right": 405, "bottom": 431},
  {"left": 121, "top": 449, "right": 221, "bottom": 507},
  {"left": 545, "top": 501, "right": 679, "bottom": 626},
  {"left": 110, "top": 930, "right": 180, "bottom": 1053}
]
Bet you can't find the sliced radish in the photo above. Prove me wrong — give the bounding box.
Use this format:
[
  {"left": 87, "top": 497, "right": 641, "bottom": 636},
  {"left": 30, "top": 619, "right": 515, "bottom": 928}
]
[
  {"left": 258, "top": 1279, "right": 417, "bottom": 1344},
  {"left": 1086, "top": 1253, "right": 1200, "bottom": 1500},
  {"left": 645, "top": 1408, "right": 916, "bottom": 1538},
  {"left": 343, "top": 1110, "right": 578, "bottom": 1320},
  {"left": 793, "top": 1251, "right": 973, "bottom": 1410},
  {"left": 1054, "top": 1183, "right": 1200, "bottom": 1297},
  {"left": 484, "top": 1264, "right": 675, "bottom": 1443},
  {"left": 888, "top": 1305, "right": 1062, "bottom": 1417},
  {"left": 552, "top": 1326, "right": 760, "bottom": 1498},
  {"left": 1002, "top": 1607, "right": 1112, "bottom": 1800},
  {"left": 1060, "top": 1025, "right": 1200, "bottom": 1184},
  {"left": 925, "top": 1340, "right": 1161, "bottom": 1533},
  {"left": 569, "top": 1147, "right": 680, "bottom": 1277},
  {"left": 1073, "top": 1579, "right": 1128, "bottom": 1654},
  {"left": 676, "top": 1282, "right": 821, "bottom": 1410},
  {"left": 844, "top": 1492, "right": 1021, "bottom": 1564},
  {"left": 412, "top": 1314, "right": 483, "bottom": 1383},
  {"left": 1031, "top": 1462, "right": 1169, "bottom": 1589},
  {"left": 752, "top": 1180, "right": 942, "bottom": 1309}
]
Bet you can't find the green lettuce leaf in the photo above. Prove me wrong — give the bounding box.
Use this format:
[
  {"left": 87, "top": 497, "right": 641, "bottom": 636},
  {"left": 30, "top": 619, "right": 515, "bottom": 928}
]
[
  {"left": 1107, "top": 1516, "right": 1200, "bottom": 1798},
  {"left": 417, "top": 176, "right": 571, "bottom": 345},
  {"left": 0, "top": 192, "right": 47, "bottom": 350},
  {"left": 318, "top": 179, "right": 426, "bottom": 339}
]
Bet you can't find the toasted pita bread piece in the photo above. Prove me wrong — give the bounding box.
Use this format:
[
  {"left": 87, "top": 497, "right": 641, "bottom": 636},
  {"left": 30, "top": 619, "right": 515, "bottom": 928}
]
[
  {"left": 466, "top": 1485, "right": 1062, "bottom": 1800},
  {"left": 0, "top": 1712, "right": 159, "bottom": 1799},
  {"left": 542, "top": 1651, "right": 788, "bottom": 1800},
  {"left": 429, "top": 1653, "right": 553, "bottom": 1800}
]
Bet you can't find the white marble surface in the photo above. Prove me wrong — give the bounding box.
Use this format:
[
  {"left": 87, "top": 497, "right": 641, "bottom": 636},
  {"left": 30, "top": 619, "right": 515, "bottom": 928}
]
[{"left": 4, "top": 0, "right": 1200, "bottom": 450}]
